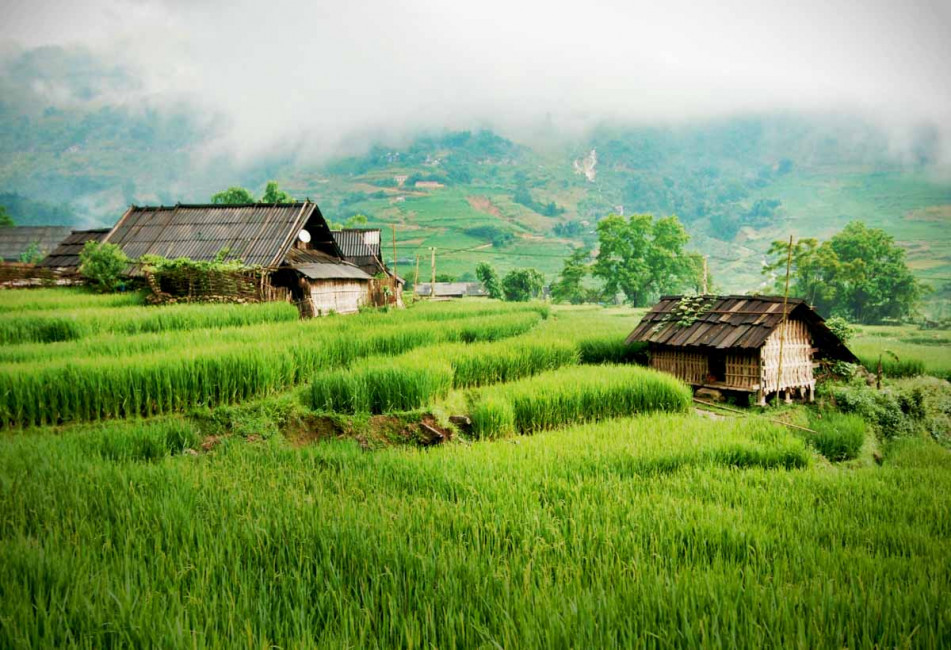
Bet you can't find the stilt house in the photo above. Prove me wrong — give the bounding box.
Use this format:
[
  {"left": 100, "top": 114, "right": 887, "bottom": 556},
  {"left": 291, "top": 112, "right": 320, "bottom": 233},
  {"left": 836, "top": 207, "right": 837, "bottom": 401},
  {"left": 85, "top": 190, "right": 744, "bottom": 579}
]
[
  {"left": 101, "top": 202, "right": 399, "bottom": 315},
  {"left": 626, "top": 295, "right": 857, "bottom": 404}
]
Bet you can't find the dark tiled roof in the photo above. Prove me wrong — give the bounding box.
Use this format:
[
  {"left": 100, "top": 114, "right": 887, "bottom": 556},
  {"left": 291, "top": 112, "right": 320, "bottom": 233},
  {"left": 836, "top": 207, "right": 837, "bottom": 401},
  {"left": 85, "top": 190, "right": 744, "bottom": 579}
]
[
  {"left": 103, "top": 202, "right": 339, "bottom": 271},
  {"left": 0, "top": 226, "right": 73, "bottom": 262},
  {"left": 38, "top": 228, "right": 110, "bottom": 269},
  {"left": 626, "top": 294, "right": 857, "bottom": 361}
]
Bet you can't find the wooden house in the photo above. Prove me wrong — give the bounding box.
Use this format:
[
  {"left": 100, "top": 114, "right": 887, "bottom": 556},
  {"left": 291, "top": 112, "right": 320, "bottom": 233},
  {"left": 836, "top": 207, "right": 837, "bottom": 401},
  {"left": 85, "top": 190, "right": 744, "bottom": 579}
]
[
  {"left": 102, "top": 202, "right": 397, "bottom": 315},
  {"left": 0, "top": 226, "right": 72, "bottom": 262},
  {"left": 626, "top": 295, "right": 857, "bottom": 404},
  {"left": 38, "top": 228, "right": 111, "bottom": 271}
]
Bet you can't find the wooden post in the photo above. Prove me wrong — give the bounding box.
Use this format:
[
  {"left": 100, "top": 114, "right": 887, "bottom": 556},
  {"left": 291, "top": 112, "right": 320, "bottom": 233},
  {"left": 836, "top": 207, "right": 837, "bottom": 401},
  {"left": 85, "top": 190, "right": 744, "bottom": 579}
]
[
  {"left": 413, "top": 255, "right": 420, "bottom": 298},
  {"left": 430, "top": 247, "right": 436, "bottom": 300},
  {"left": 877, "top": 353, "right": 883, "bottom": 390},
  {"left": 701, "top": 256, "right": 708, "bottom": 295},
  {"left": 776, "top": 235, "right": 793, "bottom": 403},
  {"left": 391, "top": 224, "right": 397, "bottom": 277}
]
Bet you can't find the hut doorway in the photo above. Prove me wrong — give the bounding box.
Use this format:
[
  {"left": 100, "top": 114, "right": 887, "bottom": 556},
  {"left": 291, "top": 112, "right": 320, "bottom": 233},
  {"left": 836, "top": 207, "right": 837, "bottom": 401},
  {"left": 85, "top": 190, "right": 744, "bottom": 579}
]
[{"left": 708, "top": 351, "right": 726, "bottom": 383}]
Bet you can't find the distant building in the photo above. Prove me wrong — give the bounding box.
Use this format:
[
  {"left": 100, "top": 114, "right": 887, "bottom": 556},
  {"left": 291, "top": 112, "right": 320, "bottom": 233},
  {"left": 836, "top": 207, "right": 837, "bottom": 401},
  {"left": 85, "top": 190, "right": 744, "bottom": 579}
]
[
  {"left": 394, "top": 175, "right": 408, "bottom": 187},
  {"left": 102, "top": 202, "right": 400, "bottom": 315},
  {"left": 38, "top": 228, "right": 111, "bottom": 271},
  {"left": 626, "top": 295, "right": 857, "bottom": 405},
  {"left": 415, "top": 282, "right": 486, "bottom": 299},
  {"left": 0, "top": 226, "right": 72, "bottom": 263},
  {"left": 414, "top": 181, "right": 444, "bottom": 190}
]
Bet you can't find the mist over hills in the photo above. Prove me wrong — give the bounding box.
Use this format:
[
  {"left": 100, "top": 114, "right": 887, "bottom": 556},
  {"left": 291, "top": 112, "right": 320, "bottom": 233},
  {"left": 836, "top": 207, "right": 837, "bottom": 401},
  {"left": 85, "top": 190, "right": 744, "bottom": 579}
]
[{"left": 1, "top": 44, "right": 949, "bottom": 304}]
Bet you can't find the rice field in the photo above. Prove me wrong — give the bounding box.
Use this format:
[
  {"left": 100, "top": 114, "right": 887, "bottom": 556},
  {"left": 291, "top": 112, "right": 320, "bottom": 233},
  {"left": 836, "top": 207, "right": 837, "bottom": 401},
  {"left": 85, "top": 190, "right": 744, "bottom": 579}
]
[{"left": 0, "top": 289, "right": 948, "bottom": 648}]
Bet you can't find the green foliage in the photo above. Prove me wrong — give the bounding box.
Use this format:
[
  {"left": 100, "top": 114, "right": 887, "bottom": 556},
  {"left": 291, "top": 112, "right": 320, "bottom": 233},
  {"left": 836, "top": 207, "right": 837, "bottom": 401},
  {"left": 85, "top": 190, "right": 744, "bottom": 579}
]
[
  {"left": 475, "top": 262, "right": 502, "bottom": 299},
  {"left": 211, "top": 186, "right": 256, "bottom": 204},
  {"left": 550, "top": 248, "right": 590, "bottom": 304},
  {"left": 825, "top": 316, "right": 855, "bottom": 344},
  {"left": 79, "top": 241, "right": 129, "bottom": 292},
  {"left": 593, "top": 213, "right": 699, "bottom": 306},
  {"left": 0, "top": 205, "right": 12, "bottom": 227},
  {"left": 806, "top": 412, "right": 866, "bottom": 461},
  {"left": 825, "top": 377, "right": 951, "bottom": 443},
  {"left": 764, "top": 222, "right": 926, "bottom": 323},
  {"left": 17, "top": 240, "right": 44, "bottom": 264},
  {"left": 312, "top": 360, "right": 454, "bottom": 414},
  {"left": 260, "top": 180, "right": 293, "bottom": 203},
  {"left": 0, "top": 192, "right": 75, "bottom": 226},
  {"left": 502, "top": 268, "right": 544, "bottom": 302}
]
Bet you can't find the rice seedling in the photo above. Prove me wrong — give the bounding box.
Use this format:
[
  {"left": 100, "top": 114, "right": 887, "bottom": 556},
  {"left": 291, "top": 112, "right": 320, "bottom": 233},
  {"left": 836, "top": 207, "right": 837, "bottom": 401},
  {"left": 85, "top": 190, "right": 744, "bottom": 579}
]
[
  {"left": 0, "top": 413, "right": 946, "bottom": 648},
  {"left": 806, "top": 412, "right": 867, "bottom": 461},
  {"left": 0, "top": 287, "right": 147, "bottom": 312},
  {"left": 312, "top": 358, "right": 455, "bottom": 413},
  {"left": 469, "top": 364, "right": 692, "bottom": 438}
]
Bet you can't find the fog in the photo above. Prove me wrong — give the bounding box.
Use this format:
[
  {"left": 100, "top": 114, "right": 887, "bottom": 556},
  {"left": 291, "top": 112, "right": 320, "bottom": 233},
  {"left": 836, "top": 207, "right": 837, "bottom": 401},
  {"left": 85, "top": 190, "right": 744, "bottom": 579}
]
[{"left": 3, "top": 0, "right": 950, "bottom": 161}]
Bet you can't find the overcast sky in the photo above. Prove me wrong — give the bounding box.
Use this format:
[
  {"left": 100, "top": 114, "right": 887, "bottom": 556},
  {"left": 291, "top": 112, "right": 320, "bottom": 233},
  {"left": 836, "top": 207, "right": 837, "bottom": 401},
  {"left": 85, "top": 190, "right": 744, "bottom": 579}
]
[{"left": 3, "top": 0, "right": 950, "bottom": 159}]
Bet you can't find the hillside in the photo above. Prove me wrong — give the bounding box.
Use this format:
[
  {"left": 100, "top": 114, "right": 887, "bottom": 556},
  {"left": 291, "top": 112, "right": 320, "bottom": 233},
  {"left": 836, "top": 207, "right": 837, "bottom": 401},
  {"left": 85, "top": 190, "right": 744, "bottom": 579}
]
[{"left": 1, "top": 49, "right": 948, "bottom": 308}]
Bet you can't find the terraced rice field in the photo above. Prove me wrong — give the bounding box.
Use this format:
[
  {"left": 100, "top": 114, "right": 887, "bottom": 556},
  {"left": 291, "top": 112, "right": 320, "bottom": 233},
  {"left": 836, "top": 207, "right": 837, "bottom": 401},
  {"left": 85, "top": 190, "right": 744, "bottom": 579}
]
[{"left": 0, "top": 289, "right": 948, "bottom": 648}]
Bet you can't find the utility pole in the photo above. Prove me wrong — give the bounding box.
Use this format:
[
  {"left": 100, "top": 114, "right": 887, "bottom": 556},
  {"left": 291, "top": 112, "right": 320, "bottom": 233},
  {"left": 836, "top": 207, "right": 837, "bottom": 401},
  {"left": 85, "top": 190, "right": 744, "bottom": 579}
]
[
  {"left": 413, "top": 255, "right": 420, "bottom": 299},
  {"left": 430, "top": 247, "right": 436, "bottom": 299},
  {"left": 391, "top": 224, "right": 397, "bottom": 277},
  {"left": 776, "top": 235, "right": 793, "bottom": 404},
  {"left": 701, "top": 256, "right": 708, "bottom": 295}
]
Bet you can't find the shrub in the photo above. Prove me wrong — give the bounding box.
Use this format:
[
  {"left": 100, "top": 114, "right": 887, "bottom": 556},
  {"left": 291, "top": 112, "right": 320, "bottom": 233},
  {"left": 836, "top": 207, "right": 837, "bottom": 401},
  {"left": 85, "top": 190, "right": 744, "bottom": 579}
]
[{"left": 79, "top": 241, "right": 129, "bottom": 292}]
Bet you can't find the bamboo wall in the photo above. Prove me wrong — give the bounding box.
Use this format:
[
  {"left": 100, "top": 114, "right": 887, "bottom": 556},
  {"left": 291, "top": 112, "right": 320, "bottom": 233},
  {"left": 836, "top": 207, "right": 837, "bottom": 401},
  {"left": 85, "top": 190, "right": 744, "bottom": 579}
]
[
  {"left": 760, "top": 318, "right": 815, "bottom": 394},
  {"left": 723, "top": 352, "right": 760, "bottom": 390},
  {"left": 305, "top": 279, "right": 368, "bottom": 316},
  {"left": 650, "top": 348, "right": 708, "bottom": 385}
]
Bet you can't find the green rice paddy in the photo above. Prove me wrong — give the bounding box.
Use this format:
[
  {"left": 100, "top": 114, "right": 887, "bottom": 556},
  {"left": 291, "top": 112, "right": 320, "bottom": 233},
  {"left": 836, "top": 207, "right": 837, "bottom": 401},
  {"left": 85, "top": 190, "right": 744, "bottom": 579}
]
[{"left": 0, "top": 289, "right": 948, "bottom": 648}]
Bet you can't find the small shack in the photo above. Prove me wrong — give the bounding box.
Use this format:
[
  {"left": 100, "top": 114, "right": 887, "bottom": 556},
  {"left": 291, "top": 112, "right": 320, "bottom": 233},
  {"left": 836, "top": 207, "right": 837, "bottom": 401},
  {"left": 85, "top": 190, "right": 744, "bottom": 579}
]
[
  {"left": 102, "top": 202, "right": 394, "bottom": 315},
  {"left": 331, "top": 228, "right": 404, "bottom": 308},
  {"left": 626, "top": 295, "right": 857, "bottom": 404}
]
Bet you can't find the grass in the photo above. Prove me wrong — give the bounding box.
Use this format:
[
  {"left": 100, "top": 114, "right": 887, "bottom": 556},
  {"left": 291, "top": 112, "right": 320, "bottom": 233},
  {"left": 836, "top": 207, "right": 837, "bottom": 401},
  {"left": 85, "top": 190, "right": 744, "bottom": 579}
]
[
  {"left": 1, "top": 415, "right": 948, "bottom": 647},
  {"left": 0, "top": 296, "right": 949, "bottom": 647},
  {"left": 850, "top": 323, "right": 951, "bottom": 381},
  {"left": 469, "top": 364, "right": 692, "bottom": 438}
]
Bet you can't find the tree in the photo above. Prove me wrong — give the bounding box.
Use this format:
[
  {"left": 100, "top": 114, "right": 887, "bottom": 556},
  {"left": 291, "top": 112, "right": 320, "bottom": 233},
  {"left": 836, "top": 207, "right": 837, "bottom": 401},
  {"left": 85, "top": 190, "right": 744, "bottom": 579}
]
[
  {"left": 260, "top": 181, "right": 293, "bottom": 203},
  {"left": 550, "top": 248, "right": 590, "bottom": 304},
  {"left": 592, "top": 213, "right": 698, "bottom": 306},
  {"left": 79, "top": 241, "right": 129, "bottom": 292},
  {"left": 475, "top": 262, "right": 502, "bottom": 299},
  {"left": 502, "top": 268, "right": 544, "bottom": 302},
  {"left": 764, "top": 221, "right": 924, "bottom": 323},
  {"left": 0, "top": 206, "right": 12, "bottom": 227},
  {"left": 211, "top": 186, "right": 255, "bottom": 204}
]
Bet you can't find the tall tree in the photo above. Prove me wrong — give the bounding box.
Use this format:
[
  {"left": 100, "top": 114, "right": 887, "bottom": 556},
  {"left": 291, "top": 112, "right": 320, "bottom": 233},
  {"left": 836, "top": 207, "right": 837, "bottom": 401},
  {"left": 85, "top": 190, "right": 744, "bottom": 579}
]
[
  {"left": 211, "top": 186, "right": 256, "bottom": 204},
  {"left": 475, "top": 262, "right": 502, "bottom": 299},
  {"left": 501, "top": 268, "right": 544, "bottom": 302},
  {"left": 593, "top": 213, "right": 697, "bottom": 306},
  {"left": 260, "top": 181, "right": 293, "bottom": 203},
  {"left": 551, "top": 248, "right": 590, "bottom": 304},
  {"left": 763, "top": 221, "right": 924, "bottom": 323},
  {"left": 0, "top": 206, "right": 12, "bottom": 227}
]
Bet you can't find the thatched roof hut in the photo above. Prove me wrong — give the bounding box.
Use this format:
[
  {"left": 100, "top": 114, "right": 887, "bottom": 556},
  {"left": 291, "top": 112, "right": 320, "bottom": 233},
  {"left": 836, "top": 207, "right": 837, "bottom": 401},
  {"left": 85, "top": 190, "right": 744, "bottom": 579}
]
[{"left": 626, "top": 295, "right": 857, "bottom": 404}]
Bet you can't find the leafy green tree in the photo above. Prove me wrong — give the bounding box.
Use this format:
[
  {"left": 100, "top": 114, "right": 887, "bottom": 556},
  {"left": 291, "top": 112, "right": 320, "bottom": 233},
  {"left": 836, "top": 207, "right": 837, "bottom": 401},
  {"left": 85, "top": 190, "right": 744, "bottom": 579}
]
[
  {"left": 0, "top": 206, "right": 12, "bottom": 227},
  {"left": 79, "top": 241, "right": 129, "bottom": 292},
  {"left": 502, "top": 268, "right": 544, "bottom": 302},
  {"left": 475, "top": 262, "right": 503, "bottom": 299},
  {"left": 211, "top": 186, "right": 256, "bottom": 204},
  {"left": 260, "top": 181, "right": 294, "bottom": 203},
  {"left": 764, "top": 221, "right": 924, "bottom": 323},
  {"left": 593, "top": 213, "right": 698, "bottom": 306},
  {"left": 551, "top": 248, "right": 590, "bottom": 304},
  {"left": 345, "top": 214, "right": 368, "bottom": 227}
]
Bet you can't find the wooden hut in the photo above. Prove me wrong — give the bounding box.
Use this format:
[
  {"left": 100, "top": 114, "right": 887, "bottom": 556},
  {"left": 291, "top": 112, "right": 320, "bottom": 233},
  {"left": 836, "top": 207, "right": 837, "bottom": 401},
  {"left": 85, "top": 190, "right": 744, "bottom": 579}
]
[
  {"left": 102, "top": 202, "right": 388, "bottom": 315},
  {"left": 38, "top": 228, "right": 111, "bottom": 271},
  {"left": 626, "top": 295, "right": 857, "bottom": 405},
  {"left": 331, "top": 228, "right": 404, "bottom": 307},
  {"left": 0, "top": 226, "right": 72, "bottom": 262}
]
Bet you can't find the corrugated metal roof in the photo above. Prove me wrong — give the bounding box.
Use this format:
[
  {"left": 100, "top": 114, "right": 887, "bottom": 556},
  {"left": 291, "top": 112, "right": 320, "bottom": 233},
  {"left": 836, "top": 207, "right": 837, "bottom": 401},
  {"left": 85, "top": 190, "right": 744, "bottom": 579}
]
[
  {"left": 38, "top": 228, "right": 110, "bottom": 269},
  {"left": 625, "top": 294, "right": 857, "bottom": 361},
  {"left": 331, "top": 229, "right": 385, "bottom": 275},
  {"left": 284, "top": 247, "right": 372, "bottom": 281},
  {"left": 103, "top": 202, "right": 334, "bottom": 270},
  {"left": 0, "top": 227, "right": 73, "bottom": 262}
]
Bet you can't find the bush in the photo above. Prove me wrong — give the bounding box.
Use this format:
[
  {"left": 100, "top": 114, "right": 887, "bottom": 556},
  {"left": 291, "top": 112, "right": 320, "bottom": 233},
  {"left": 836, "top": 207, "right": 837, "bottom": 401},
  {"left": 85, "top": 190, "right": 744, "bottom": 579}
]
[
  {"left": 807, "top": 413, "right": 866, "bottom": 461},
  {"left": 79, "top": 241, "right": 129, "bottom": 292}
]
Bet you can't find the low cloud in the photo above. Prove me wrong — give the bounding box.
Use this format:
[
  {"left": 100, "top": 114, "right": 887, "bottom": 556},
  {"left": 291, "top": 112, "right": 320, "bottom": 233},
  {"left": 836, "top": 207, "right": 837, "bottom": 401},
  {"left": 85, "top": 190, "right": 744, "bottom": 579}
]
[{"left": 3, "top": 0, "right": 950, "bottom": 163}]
